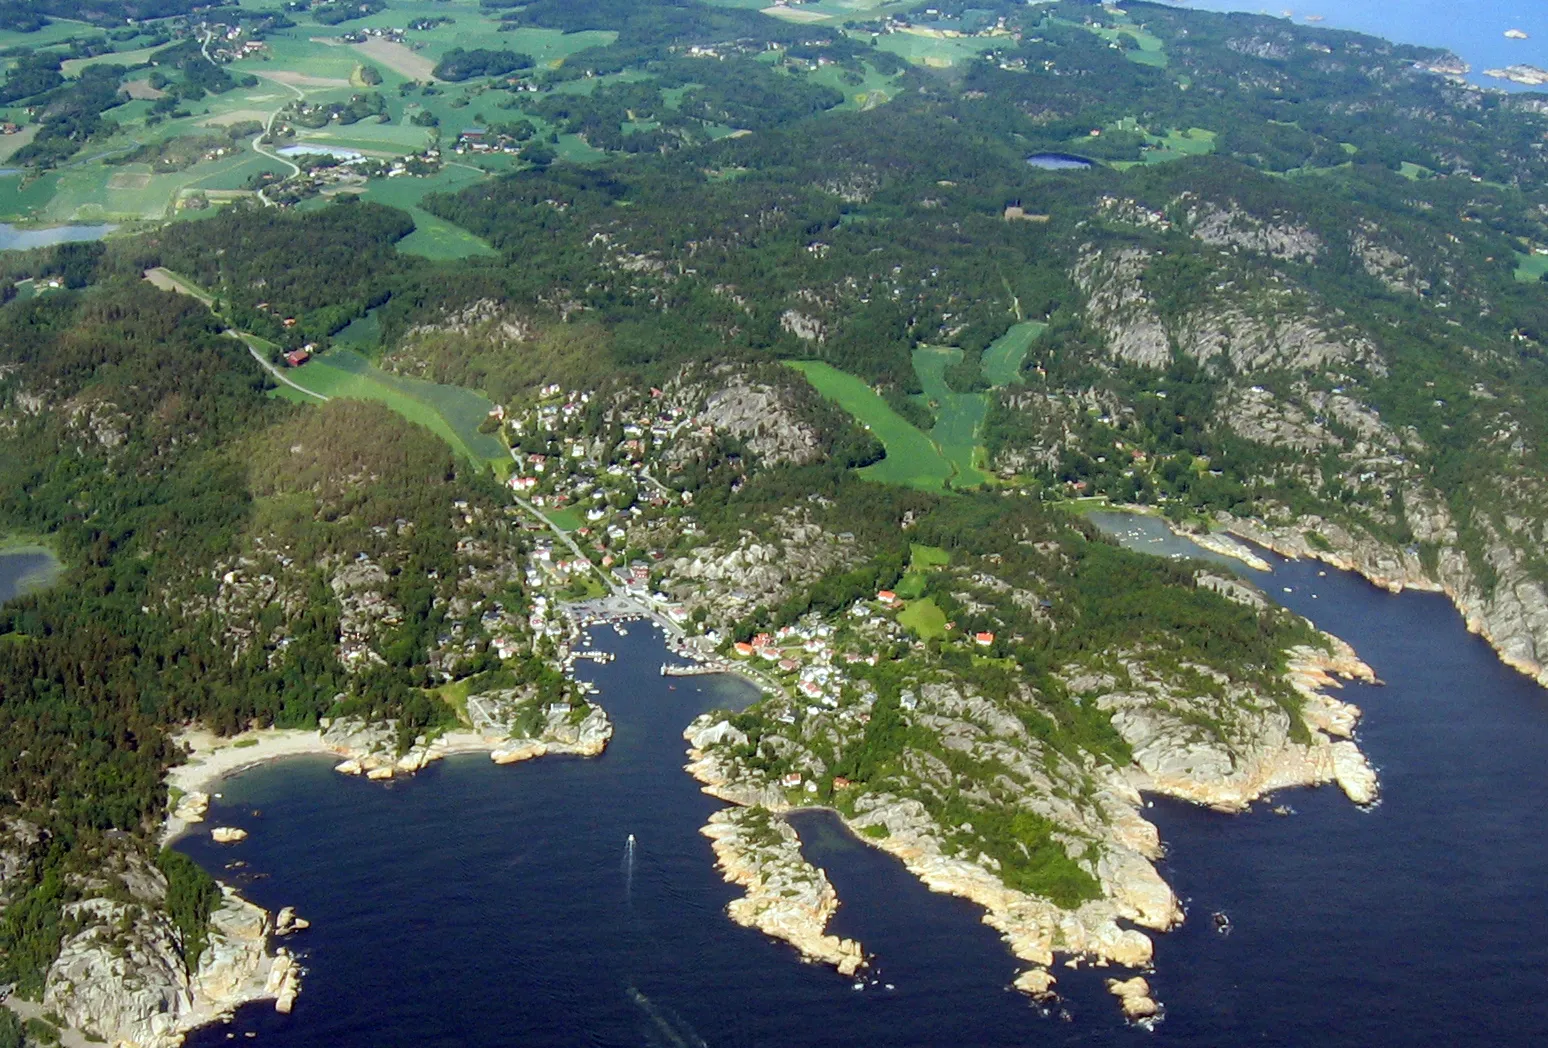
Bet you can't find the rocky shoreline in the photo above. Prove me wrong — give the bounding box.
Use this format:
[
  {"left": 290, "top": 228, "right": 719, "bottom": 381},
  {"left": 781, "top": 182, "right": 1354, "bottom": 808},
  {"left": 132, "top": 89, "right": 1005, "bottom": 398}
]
[
  {"left": 1212, "top": 512, "right": 1548, "bottom": 693},
  {"left": 683, "top": 633, "right": 1378, "bottom": 1015},
  {"left": 700, "top": 807, "right": 865, "bottom": 976}
]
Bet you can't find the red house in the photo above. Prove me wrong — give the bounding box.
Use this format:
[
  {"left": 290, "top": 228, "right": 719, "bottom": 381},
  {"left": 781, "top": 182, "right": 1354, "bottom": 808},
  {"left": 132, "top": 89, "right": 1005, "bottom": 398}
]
[{"left": 283, "top": 348, "right": 311, "bottom": 367}]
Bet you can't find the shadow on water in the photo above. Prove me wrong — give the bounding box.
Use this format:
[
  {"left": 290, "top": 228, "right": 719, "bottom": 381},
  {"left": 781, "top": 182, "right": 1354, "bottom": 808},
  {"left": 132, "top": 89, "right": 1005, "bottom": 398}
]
[{"left": 183, "top": 550, "right": 1548, "bottom": 1047}]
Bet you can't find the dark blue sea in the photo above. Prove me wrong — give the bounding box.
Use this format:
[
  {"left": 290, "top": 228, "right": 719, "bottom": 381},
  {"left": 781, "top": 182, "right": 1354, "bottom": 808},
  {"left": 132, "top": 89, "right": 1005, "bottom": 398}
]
[{"left": 181, "top": 545, "right": 1548, "bottom": 1047}]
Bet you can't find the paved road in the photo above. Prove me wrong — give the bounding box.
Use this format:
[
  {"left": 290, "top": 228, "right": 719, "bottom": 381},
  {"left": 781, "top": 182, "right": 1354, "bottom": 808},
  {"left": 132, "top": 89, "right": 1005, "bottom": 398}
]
[
  {"left": 249, "top": 72, "right": 305, "bottom": 206},
  {"left": 240, "top": 337, "right": 328, "bottom": 402}
]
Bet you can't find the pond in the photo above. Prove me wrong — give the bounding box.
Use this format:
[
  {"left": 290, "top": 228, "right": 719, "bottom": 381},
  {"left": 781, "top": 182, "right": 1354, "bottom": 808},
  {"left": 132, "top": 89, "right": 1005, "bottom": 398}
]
[
  {"left": 1026, "top": 152, "right": 1096, "bottom": 170},
  {"left": 0, "top": 223, "right": 116, "bottom": 251},
  {"left": 0, "top": 547, "right": 61, "bottom": 602}
]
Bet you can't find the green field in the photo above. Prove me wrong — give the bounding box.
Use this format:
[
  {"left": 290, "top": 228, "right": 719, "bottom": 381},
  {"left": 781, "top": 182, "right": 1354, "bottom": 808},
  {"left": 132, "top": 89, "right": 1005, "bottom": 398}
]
[
  {"left": 980, "top": 320, "right": 1046, "bottom": 387},
  {"left": 786, "top": 360, "right": 954, "bottom": 491},
  {"left": 1082, "top": 19, "right": 1168, "bottom": 67},
  {"left": 1516, "top": 252, "right": 1548, "bottom": 283},
  {"left": 355, "top": 168, "right": 496, "bottom": 259},
  {"left": 895, "top": 543, "right": 950, "bottom": 599},
  {"left": 910, "top": 543, "right": 951, "bottom": 569},
  {"left": 288, "top": 348, "right": 507, "bottom": 463},
  {"left": 863, "top": 29, "right": 999, "bottom": 69},
  {"left": 912, "top": 346, "right": 991, "bottom": 487},
  {"left": 809, "top": 60, "right": 904, "bottom": 111},
  {"left": 332, "top": 308, "right": 383, "bottom": 349},
  {"left": 1107, "top": 122, "right": 1217, "bottom": 170},
  {"left": 897, "top": 596, "right": 947, "bottom": 639},
  {"left": 546, "top": 506, "right": 586, "bottom": 532}
]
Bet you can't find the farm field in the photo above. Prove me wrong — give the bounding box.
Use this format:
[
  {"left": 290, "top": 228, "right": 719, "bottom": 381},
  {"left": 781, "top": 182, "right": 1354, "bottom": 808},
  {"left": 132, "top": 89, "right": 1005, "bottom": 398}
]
[
  {"left": 980, "top": 320, "right": 1046, "bottom": 387},
  {"left": 146, "top": 268, "right": 506, "bottom": 468},
  {"left": 353, "top": 167, "right": 495, "bottom": 259},
  {"left": 911, "top": 346, "right": 991, "bottom": 487},
  {"left": 785, "top": 360, "right": 955, "bottom": 492},
  {"left": 864, "top": 29, "right": 999, "bottom": 69},
  {"left": 1516, "top": 252, "right": 1548, "bottom": 283},
  {"left": 809, "top": 60, "right": 903, "bottom": 111},
  {"left": 289, "top": 349, "right": 507, "bottom": 465},
  {"left": 1105, "top": 120, "right": 1217, "bottom": 169},
  {"left": 895, "top": 543, "right": 951, "bottom": 599}
]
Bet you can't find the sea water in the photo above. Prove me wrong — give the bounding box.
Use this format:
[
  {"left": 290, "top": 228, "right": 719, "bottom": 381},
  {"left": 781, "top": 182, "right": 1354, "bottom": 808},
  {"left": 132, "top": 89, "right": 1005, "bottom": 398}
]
[
  {"left": 1169, "top": 0, "right": 1547, "bottom": 91},
  {"left": 183, "top": 552, "right": 1548, "bottom": 1046}
]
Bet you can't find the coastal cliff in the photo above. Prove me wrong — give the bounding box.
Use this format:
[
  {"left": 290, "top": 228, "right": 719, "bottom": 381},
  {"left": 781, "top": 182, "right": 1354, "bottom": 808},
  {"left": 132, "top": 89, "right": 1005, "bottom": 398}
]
[
  {"left": 1214, "top": 511, "right": 1548, "bottom": 693},
  {"left": 700, "top": 807, "right": 865, "bottom": 976},
  {"left": 34, "top": 854, "right": 302, "bottom": 1048}
]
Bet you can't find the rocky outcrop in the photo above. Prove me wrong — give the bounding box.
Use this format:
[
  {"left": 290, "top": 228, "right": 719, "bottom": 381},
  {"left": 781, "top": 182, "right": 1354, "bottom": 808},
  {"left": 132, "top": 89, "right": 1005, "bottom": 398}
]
[
  {"left": 683, "top": 623, "right": 1375, "bottom": 1017},
  {"left": 700, "top": 807, "right": 865, "bottom": 976},
  {"left": 693, "top": 371, "right": 824, "bottom": 467},
  {"left": 1115, "top": 639, "right": 1378, "bottom": 809},
  {"left": 209, "top": 827, "right": 247, "bottom": 844},
  {"left": 1106, "top": 975, "right": 1161, "bottom": 1024},
  {"left": 43, "top": 874, "right": 301, "bottom": 1048},
  {"left": 685, "top": 721, "right": 1178, "bottom": 1007},
  {"left": 489, "top": 702, "right": 612, "bottom": 763},
  {"left": 1073, "top": 243, "right": 1377, "bottom": 372}
]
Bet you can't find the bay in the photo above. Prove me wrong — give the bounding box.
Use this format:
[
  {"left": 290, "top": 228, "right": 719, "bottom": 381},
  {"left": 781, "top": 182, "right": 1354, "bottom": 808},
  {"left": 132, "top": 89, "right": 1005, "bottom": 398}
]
[
  {"left": 1167, "top": 0, "right": 1547, "bottom": 91},
  {"left": 182, "top": 543, "right": 1548, "bottom": 1046}
]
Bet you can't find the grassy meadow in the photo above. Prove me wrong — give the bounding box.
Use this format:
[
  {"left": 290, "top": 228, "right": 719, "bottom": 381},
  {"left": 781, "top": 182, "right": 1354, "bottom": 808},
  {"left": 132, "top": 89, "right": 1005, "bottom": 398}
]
[{"left": 786, "top": 360, "right": 955, "bottom": 491}]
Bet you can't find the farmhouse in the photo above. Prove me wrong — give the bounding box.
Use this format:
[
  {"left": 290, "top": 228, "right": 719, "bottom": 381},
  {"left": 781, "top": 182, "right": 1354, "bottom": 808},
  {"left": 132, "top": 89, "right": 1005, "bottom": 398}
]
[{"left": 283, "top": 348, "right": 310, "bottom": 367}]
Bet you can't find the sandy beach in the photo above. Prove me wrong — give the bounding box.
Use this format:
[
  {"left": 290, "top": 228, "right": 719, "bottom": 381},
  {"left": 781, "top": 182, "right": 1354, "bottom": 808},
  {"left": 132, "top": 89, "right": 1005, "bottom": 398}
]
[{"left": 161, "top": 727, "right": 511, "bottom": 843}]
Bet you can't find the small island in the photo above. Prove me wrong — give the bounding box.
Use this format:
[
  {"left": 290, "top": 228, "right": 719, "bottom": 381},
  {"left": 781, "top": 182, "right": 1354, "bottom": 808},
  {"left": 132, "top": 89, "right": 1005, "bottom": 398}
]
[{"left": 1484, "top": 64, "right": 1548, "bottom": 86}]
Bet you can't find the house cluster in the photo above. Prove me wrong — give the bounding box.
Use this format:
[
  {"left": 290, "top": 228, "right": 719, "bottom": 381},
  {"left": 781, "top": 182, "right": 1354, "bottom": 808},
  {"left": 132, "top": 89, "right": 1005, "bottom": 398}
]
[
  {"left": 729, "top": 619, "right": 889, "bottom": 722},
  {"left": 453, "top": 128, "right": 536, "bottom": 157},
  {"left": 200, "top": 21, "right": 269, "bottom": 61},
  {"left": 504, "top": 388, "right": 694, "bottom": 529},
  {"left": 338, "top": 27, "right": 406, "bottom": 44}
]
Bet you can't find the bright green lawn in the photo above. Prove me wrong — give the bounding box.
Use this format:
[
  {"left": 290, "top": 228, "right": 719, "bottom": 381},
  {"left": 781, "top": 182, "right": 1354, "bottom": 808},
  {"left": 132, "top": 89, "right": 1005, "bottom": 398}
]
[
  {"left": 809, "top": 60, "right": 903, "bottom": 111},
  {"left": 356, "top": 167, "right": 496, "bottom": 259},
  {"left": 1516, "top": 252, "right": 1548, "bottom": 283},
  {"left": 546, "top": 506, "right": 586, "bottom": 532},
  {"left": 980, "top": 320, "right": 1046, "bottom": 387},
  {"left": 911, "top": 543, "right": 951, "bottom": 569},
  {"left": 862, "top": 29, "right": 998, "bottom": 69},
  {"left": 786, "top": 360, "right": 954, "bottom": 491},
  {"left": 912, "top": 346, "right": 991, "bottom": 487},
  {"left": 898, "top": 597, "right": 947, "bottom": 639}
]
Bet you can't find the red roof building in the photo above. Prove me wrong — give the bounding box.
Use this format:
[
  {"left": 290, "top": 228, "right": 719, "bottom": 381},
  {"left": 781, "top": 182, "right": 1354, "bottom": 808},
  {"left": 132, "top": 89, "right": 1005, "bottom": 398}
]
[{"left": 283, "top": 348, "right": 310, "bottom": 367}]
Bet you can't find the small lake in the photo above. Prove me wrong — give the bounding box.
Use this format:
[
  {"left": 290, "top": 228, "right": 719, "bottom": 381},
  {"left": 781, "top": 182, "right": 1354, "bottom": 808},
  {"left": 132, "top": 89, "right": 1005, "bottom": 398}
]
[
  {"left": 0, "top": 547, "right": 60, "bottom": 602},
  {"left": 1026, "top": 152, "right": 1095, "bottom": 170},
  {"left": 0, "top": 223, "right": 116, "bottom": 251}
]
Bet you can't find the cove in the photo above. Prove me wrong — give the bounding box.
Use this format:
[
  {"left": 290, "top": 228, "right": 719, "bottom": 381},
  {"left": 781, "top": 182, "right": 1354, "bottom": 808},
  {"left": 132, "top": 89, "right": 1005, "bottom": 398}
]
[{"left": 182, "top": 547, "right": 1548, "bottom": 1044}]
